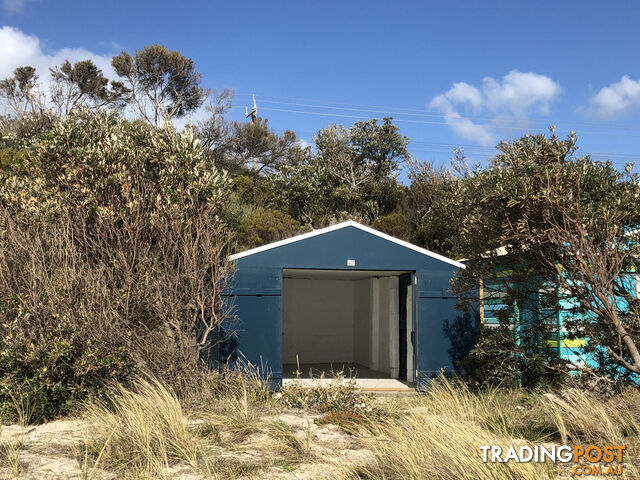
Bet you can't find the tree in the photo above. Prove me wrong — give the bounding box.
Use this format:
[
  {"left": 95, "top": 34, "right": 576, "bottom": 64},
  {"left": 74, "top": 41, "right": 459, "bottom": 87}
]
[
  {"left": 454, "top": 129, "right": 640, "bottom": 380},
  {"left": 350, "top": 117, "right": 410, "bottom": 178},
  {"left": 306, "top": 117, "right": 408, "bottom": 222},
  {"left": 225, "top": 117, "right": 303, "bottom": 176},
  {"left": 196, "top": 88, "right": 234, "bottom": 164},
  {"left": 112, "top": 45, "right": 209, "bottom": 126},
  {"left": 269, "top": 157, "right": 327, "bottom": 225},
  {"left": 314, "top": 124, "right": 357, "bottom": 187},
  {"left": 0, "top": 60, "right": 128, "bottom": 120},
  {"left": 407, "top": 150, "right": 471, "bottom": 257},
  {"left": 266, "top": 118, "right": 410, "bottom": 227},
  {"left": 316, "top": 117, "right": 409, "bottom": 190},
  {"left": 49, "top": 60, "right": 128, "bottom": 116},
  {"left": 0, "top": 66, "right": 44, "bottom": 117}
]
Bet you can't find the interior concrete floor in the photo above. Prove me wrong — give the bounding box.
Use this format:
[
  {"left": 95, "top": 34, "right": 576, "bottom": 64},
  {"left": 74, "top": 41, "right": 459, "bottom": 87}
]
[
  {"left": 282, "top": 376, "right": 413, "bottom": 391},
  {"left": 281, "top": 363, "right": 412, "bottom": 391}
]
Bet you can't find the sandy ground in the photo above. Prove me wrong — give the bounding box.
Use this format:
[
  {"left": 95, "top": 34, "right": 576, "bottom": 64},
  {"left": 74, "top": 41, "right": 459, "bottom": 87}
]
[
  {"left": 0, "top": 419, "right": 89, "bottom": 479},
  {"left": 0, "top": 410, "right": 628, "bottom": 480},
  {"left": 0, "top": 410, "right": 372, "bottom": 480}
]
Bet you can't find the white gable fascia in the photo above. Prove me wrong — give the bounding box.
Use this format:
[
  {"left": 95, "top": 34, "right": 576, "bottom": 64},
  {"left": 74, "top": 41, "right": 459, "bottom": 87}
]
[
  {"left": 230, "top": 221, "right": 355, "bottom": 260},
  {"left": 230, "top": 220, "right": 465, "bottom": 269}
]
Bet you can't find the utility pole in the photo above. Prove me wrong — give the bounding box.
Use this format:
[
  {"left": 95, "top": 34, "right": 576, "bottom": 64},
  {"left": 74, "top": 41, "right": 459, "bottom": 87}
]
[
  {"left": 245, "top": 94, "right": 257, "bottom": 123},
  {"left": 245, "top": 94, "right": 259, "bottom": 171}
]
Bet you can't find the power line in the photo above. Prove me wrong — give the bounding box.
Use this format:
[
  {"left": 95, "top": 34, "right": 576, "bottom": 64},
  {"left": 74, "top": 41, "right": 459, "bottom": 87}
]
[
  {"left": 235, "top": 93, "right": 640, "bottom": 133},
  {"left": 258, "top": 105, "right": 640, "bottom": 140},
  {"left": 268, "top": 127, "right": 638, "bottom": 166},
  {"left": 229, "top": 93, "right": 640, "bottom": 165}
]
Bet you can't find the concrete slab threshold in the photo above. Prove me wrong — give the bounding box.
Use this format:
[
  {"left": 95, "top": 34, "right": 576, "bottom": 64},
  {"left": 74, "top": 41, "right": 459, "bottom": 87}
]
[
  {"left": 282, "top": 363, "right": 414, "bottom": 392},
  {"left": 282, "top": 377, "right": 413, "bottom": 392}
]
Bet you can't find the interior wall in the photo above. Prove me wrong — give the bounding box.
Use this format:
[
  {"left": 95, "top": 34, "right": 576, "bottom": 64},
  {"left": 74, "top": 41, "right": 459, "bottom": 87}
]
[
  {"left": 282, "top": 278, "right": 354, "bottom": 364},
  {"left": 369, "top": 277, "right": 399, "bottom": 378},
  {"left": 353, "top": 279, "right": 371, "bottom": 366}
]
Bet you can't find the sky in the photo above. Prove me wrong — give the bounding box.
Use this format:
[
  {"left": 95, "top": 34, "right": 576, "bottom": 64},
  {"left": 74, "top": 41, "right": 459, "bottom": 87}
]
[{"left": 2, "top": 1, "right": 640, "bottom": 170}]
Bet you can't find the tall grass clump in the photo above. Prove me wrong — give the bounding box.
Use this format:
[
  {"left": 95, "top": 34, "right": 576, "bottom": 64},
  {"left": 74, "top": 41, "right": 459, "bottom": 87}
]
[
  {"left": 0, "top": 426, "right": 25, "bottom": 478},
  {"left": 359, "top": 413, "right": 554, "bottom": 480},
  {"left": 192, "top": 362, "right": 275, "bottom": 443},
  {"left": 349, "top": 377, "right": 640, "bottom": 479},
  {"left": 350, "top": 377, "right": 557, "bottom": 480},
  {"left": 203, "top": 361, "right": 272, "bottom": 405},
  {"left": 414, "top": 377, "right": 568, "bottom": 443},
  {"left": 82, "top": 377, "right": 199, "bottom": 475},
  {"left": 542, "top": 388, "right": 640, "bottom": 475}
]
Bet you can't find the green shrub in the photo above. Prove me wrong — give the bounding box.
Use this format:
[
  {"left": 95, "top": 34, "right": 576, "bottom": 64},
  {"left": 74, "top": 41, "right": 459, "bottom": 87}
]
[
  {"left": 0, "top": 318, "right": 134, "bottom": 424},
  {"left": 458, "top": 326, "right": 566, "bottom": 390},
  {"left": 232, "top": 175, "right": 255, "bottom": 203},
  {"left": 277, "top": 381, "right": 380, "bottom": 417},
  {"left": 0, "top": 110, "right": 232, "bottom": 420},
  {"left": 372, "top": 212, "right": 410, "bottom": 239},
  {"left": 0, "top": 148, "right": 26, "bottom": 173},
  {"left": 236, "top": 207, "right": 300, "bottom": 248}
]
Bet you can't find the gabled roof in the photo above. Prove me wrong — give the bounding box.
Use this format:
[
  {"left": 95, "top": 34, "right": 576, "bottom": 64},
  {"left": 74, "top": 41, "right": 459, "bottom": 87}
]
[{"left": 230, "top": 220, "right": 465, "bottom": 268}]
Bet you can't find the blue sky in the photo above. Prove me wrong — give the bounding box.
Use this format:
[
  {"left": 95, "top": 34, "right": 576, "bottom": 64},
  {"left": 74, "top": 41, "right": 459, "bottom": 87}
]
[{"left": 2, "top": 1, "right": 640, "bottom": 170}]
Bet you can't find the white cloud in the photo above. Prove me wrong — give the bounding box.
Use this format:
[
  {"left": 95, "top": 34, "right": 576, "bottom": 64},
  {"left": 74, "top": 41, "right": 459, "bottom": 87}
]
[
  {"left": 429, "top": 94, "right": 493, "bottom": 145},
  {"left": 439, "top": 82, "right": 483, "bottom": 109},
  {"left": 0, "top": 25, "right": 116, "bottom": 88},
  {"left": 589, "top": 75, "right": 640, "bottom": 118},
  {"left": 482, "top": 71, "right": 559, "bottom": 115},
  {"left": 296, "top": 137, "right": 311, "bottom": 149},
  {"left": 429, "top": 70, "right": 561, "bottom": 145}
]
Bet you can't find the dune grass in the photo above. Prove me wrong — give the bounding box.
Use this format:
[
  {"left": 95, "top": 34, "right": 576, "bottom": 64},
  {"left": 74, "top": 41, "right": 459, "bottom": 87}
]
[
  {"left": 0, "top": 437, "right": 25, "bottom": 477},
  {"left": 357, "top": 414, "right": 554, "bottom": 480},
  {"left": 541, "top": 388, "right": 640, "bottom": 477},
  {"left": 349, "top": 379, "right": 555, "bottom": 480},
  {"left": 81, "top": 378, "right": 200, "bottom": 477},
  {"left": 342, "top": 377, "right": 640, "bottom": 480},
  {"left": 71, "top": 372, "right": 640, "bottom": 480}
]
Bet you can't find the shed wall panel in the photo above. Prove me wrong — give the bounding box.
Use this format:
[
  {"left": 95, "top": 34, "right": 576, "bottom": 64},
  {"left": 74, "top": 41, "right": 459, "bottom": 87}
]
[
  {"left": 415, "top": 297, "right": 459, "bottom": 387},
  {"left": 226, "top": 294, "right": 282, "bottom": 380}
]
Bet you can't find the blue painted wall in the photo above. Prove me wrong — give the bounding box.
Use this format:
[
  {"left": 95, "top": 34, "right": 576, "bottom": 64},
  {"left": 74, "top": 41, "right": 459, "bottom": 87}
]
[
  {"left": 220, "top": 225, "right": 466, "bottom": 389},
  {"left": 482, "top": 269, "right": 639, "bottom": 371}
]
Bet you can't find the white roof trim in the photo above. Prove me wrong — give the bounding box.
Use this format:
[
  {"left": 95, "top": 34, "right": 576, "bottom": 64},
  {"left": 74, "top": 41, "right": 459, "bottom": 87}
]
[{"left": 230, "top": 220, "right": 465, "bottom": 269}]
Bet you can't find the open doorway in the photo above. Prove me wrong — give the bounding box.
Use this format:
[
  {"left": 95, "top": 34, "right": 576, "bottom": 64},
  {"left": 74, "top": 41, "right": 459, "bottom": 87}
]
[{"left": 282, "top": 269, "right": 414, "bottom": 384}]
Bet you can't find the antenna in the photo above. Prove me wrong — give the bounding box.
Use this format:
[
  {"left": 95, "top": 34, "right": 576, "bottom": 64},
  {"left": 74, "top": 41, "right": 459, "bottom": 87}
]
[{"left": 245, "top": 94, "right": 257, "bottom": 122}]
